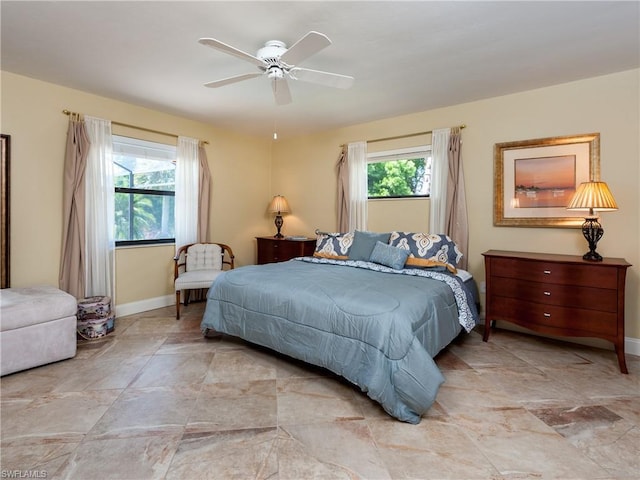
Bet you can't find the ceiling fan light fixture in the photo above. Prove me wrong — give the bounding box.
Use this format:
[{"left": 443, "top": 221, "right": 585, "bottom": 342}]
[{"left": 267, "top": 67, "right": 285, "bottom": 80}]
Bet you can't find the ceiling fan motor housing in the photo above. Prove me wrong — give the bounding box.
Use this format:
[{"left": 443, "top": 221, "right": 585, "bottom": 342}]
[{"left": 258, "top": 40, "right": 288, "bottom": 65}]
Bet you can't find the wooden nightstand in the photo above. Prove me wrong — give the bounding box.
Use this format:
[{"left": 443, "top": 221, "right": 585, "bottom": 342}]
[
  {"left": 483, "top": 250, "right": 631, "bottom": 373},
  {"left": 256, "top": 236, "right": 316, "bottom": 265}
]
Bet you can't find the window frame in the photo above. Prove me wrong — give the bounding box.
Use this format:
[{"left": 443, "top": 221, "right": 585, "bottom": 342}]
[
  {"left": 367, "top": 145, "right": 433, "bottom": 200},
  {"left": 112, "top": 135, "right": 177, "bottom": 247}
]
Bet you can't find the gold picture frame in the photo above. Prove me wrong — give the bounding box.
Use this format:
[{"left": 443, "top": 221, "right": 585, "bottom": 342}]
[
  {"left": 494, "top": 133, "right": 600, "bottom": 228},
  {"left": 1, "top": 134, "right": 9, "bottom": 288}
]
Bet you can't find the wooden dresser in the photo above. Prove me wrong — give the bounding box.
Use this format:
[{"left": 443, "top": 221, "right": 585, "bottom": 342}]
[
  {"left": 482, "top": 250, "right": 631, "bottom": 373},
  {"left": 256, "top": 236, "right": 316, "bottom": 265}
]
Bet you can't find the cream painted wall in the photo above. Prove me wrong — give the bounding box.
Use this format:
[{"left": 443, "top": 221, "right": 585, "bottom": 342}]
[
  {"left": 1, "top": 71, "right": 271, "bottom": 307},
  {"left": 368, "top": 198, "right": 430, "bottom": 233},
  {"left": 2, "top": 69, "right": 638, "bottom": 343},
  {"left": 272, "top": 69, "right": 640, "bottom": 341}
]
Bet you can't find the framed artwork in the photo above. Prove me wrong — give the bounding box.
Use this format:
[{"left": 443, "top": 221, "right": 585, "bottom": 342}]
[
  {"left": 1, "top": 134, "right": 9, "bottom": 288},
  {"left": 494, "top": 133, "right": 600, "bottom": 228}
]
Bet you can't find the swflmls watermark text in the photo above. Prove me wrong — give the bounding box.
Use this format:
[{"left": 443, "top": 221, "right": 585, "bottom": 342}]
[{"left": 1, "top": 471, "right": 47, "bottom": 479}]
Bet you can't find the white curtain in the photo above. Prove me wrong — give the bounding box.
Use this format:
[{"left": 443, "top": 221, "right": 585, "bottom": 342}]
[
  {"left": 83, "top": 116, "right": 115, "bottom": 301},
  {"left": 175, "top": 136, "right": 199, "bottom": 250},
  {"left": 347, "top": 141, "right": 368, "bottom": 231},
  {"left": 429, "top": 128, "right": 451, "bottom": 233}
]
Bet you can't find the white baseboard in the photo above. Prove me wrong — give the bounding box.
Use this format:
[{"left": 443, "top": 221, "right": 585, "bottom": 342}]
[
  {"left": 114, "top": 295, "right": 174, "bottom": 317},
  {"left": 626, "top": 336, "right": 640, "bottom": 357}
]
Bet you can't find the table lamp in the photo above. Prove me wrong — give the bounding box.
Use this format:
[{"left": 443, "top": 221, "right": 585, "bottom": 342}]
[
  {"left": 268, "top": 195, "right": 290, "bottom": 238},
  {"left": 566, "top": 181, "right": 618, "bottom": 261}
]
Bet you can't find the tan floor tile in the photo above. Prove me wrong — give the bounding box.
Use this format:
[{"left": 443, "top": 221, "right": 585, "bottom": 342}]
[
  {"left": 1, "top": 390, "right": 121, "bottom": 445},
  {"left": 477, "top": 365, "right": 586, "bottom": 406},
  {"left": 0, "top": 441, "right": 79, "bottom": 478},
  {"left": 87, "top": 385, "right": 200, "bottom": 438},
  {"left": 203, "top": 348, "right": 278, "bottom": 384},
  {"left": 55, "top": 433, "right": 182, "bottom": 480},
  {"left": 165, "top": 427, "right": 278, "bottom": 480},
  {"left": 186, "top": 379, "right": 277, "bottom": 433},
  {"left": 278, "top": 421, "right": 391, "bottom": 479},
  {"left": 369, "top": 417, "right": 501, "bottom": 479},
  {"left": 129, "top": 352, "right": 214, "bottom": 388},
  {"left": 436, "top": 369, "right": 519, "bottom": 415},
  {"left": 277, "top": 377, "right": 364, "bottom": 425},
  {"left": 452, "top": 408, "right": 610, "bottom": 479},
  {"left": 540, "top": 362, "right": 640, "bottom": 399}
]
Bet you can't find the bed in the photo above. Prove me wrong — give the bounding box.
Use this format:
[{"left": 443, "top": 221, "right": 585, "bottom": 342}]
[{"left": 201, "top": 231, "right": 479, "bottom": 424}]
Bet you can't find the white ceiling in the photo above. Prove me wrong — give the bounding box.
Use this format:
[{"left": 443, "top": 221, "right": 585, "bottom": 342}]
[{"left": 2, "top": 1, "right": 639, "bottom": 138}]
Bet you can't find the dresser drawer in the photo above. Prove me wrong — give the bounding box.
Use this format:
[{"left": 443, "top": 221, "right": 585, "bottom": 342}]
[
  {"left": 490, "top": 296, "right": 617, "bottom": 337},
  {"left": 490, "top": 276, "right": 618, "bottom": 313},
  {"left": 490, "top": 257, "right": 618, "bottom": 289},
  {"left": 256, "top": 237, "right": 316, "bottom": 264}
]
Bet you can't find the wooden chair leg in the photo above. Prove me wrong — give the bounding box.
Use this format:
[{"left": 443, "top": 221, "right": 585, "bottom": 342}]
[{"left": 176, "top": 291, "right": 181, "bottom": 320}]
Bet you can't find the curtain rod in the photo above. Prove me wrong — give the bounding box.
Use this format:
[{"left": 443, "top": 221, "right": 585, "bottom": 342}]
[
  {"left": 340, "top": 124, "right": 466, "bottom": 148},
  {"left": 62, "top": 110, "right": 209, "bottom": 145}
]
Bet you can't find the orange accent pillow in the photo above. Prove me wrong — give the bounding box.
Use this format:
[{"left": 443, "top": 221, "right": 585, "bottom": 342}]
[{"left": 405, "top": 256, "right": 458, "bottom": 274}]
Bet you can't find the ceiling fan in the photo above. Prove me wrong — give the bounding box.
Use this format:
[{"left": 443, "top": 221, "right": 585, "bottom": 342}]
[{"left": 199, "top": 31, "right": 354, "bottom": 105}]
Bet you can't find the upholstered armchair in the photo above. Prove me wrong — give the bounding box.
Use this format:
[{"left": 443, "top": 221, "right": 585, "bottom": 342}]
[{"left": 174, "top": 242, "right": 235, "bottom": 319}]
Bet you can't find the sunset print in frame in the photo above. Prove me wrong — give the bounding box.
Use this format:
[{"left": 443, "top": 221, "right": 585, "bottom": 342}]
[{"left": 494, "top": 133, "right": 600, "bottom": 228}]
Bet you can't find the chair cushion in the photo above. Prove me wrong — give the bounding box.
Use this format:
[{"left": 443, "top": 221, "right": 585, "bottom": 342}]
[
  {"left": 175, "top": 270, "right": 225, "bottom": 290},
  {"left": 186, "top": 244, "right": 223, "bottom": 272}
]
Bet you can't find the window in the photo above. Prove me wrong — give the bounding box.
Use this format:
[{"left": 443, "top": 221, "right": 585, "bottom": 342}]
[
  {"left": 367, "top": 146, "right": 432, "bottom": 199},
  {"left": 112, "top": 135, "right": 176, "bottom": 246}
]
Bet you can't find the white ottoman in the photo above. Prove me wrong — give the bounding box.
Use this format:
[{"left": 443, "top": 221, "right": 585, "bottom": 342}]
[{"left": 0, "top": 285, "right": 77, "bottom": 376}]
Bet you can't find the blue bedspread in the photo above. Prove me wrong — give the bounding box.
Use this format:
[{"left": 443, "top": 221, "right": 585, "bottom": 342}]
[{"left": 201, "top": 257, "right": 479, "bottom": 424}]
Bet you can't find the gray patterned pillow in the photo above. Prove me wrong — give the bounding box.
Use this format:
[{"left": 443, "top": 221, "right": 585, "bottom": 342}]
[
  {"left": 389, "top": 231, "right": 462, "bottom": 271},
  {"left": 314, "top": 231, "right": 354, "bottom": 260},
  {"left": 369, "top": 241, "right": 410, "bottom": 270}
]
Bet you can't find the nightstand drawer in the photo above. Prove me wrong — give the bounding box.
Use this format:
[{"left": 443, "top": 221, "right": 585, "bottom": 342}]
[
  {"left": 491, "top": 257, "right": 618, "bottom": 289},
  {"left": 256, "top": 237, "right": 316, "bottom": 264},
  {"left": 490, "top": 276, "right": 618, "bottom": 312}
]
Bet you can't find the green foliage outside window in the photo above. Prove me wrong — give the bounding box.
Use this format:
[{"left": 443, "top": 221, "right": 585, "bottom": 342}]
[
  {"left": 114, "top": 160, "right": 175, "bottom": 243},
  {"left": 367, "top": 158, "right": 428, "bottom": 197}
]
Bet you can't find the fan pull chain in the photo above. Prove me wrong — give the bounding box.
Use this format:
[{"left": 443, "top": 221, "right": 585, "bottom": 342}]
[{"left": 273, "top": 105, "right": 278, "bottom": 140}]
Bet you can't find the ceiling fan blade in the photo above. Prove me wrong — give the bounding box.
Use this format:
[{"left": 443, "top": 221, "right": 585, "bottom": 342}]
[
  {"left": 272, "top": 77, "right": 292, "bottom": 105},
  {"left": 289, "top": 67, "right": 354, "bottom": 89},
  {"left": 204, "top": 72, "right": 263, "bottom": 88},
  {"left": 279, "top": 31, "right": 331, "bottom": 66},
  {"left": 199, "top": 38, "right": 266, "bottom": 68}
]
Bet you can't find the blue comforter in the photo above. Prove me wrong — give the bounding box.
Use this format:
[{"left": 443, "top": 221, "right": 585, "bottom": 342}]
[{"left": 201, "top": 257, "right": 478, "bottom": 424}]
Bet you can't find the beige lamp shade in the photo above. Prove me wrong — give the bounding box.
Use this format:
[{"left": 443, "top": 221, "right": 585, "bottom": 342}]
[
  {"left": 268, "top": 195, "right": 291, "bottom": 214},
  {"left": 566, "top": 181, "right": 618, "bottom": 215}
]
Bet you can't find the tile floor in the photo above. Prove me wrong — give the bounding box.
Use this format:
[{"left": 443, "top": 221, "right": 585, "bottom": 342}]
[{"left": 1, "top": 303, "right": 638, "bottom": 479}]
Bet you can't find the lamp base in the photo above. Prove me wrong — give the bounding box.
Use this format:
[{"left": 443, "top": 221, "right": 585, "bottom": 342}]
[
  {"left": 273, "top": 214, "right": 284, "bottom": 239},
  {"left": 581, "top": 216, "right": 604, "bottom": 262},
  {"left": 582, "top": 250, "right": 603, "bottom": 262}
]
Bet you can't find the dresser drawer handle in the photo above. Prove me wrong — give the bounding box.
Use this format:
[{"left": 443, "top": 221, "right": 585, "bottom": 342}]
[
  {"left": 543, "top": 270, "right": 551, "bottom": 275},
  {"left": 543, "top": 313, "right": 551, "bottom": 318},
  {"left": 543, "top": 291, "right": 551, "bottom": 296}
]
